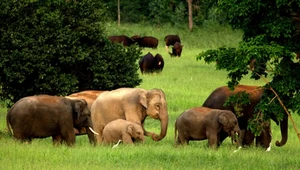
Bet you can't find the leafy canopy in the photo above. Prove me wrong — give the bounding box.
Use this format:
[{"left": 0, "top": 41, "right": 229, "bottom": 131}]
[
  {"left": 0, "top": 0, "right": 142, "bottom": 105},
  {"left": 197, "top": 0, "right": 300, "bottom": 133}
]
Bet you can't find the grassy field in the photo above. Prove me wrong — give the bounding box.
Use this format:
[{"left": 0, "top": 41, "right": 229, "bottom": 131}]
[{"left": 1, "top": 22, "right": 300, "bottom": 170}]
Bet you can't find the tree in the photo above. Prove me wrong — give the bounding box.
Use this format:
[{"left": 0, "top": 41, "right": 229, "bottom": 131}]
[
  {"left": 0, "top": 0, "right": 142, "bottom": 105},
  {"left": 187, "top": 0, "right": 193, "bottom": 31},
  {"left": 197, "top": 0, "right": 300, "bottom": 146}
]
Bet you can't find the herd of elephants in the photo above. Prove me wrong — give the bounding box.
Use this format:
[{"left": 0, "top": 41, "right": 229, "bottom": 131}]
[{"left": 5, "top": 35, "right": 288, "bottom": 151}]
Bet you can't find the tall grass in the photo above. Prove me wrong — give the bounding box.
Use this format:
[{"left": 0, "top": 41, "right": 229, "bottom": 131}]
[{"left": 1, "top": 22, "right": 300, "bottom": 170}]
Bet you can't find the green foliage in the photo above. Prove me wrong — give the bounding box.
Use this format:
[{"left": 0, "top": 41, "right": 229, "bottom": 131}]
[
  {"left": 0, "top": 0, "right": 142, "bottom": 105},
  {"left": 197, "top": 0, "right": 300, "bottom": 134}
]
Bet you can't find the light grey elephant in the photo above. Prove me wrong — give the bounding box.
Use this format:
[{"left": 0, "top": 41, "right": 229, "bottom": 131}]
[
  {"left": 91, "top": 88, "right": 169, "bottom": 144},
  {"left": 175, "top": 107, "right": 241, "bottom": 148},
  {"left": 102, "top": 119, "right": 144, "bottom": 144}
]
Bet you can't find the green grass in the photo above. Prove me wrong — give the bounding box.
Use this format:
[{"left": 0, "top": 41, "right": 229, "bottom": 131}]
[{"left": 1, "top": 22, "right": 300, "bottom": 169}]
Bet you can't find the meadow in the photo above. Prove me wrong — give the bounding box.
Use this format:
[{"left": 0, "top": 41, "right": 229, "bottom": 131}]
[{"left": 1, "top": 22, "right": 300, "bottom": 170}]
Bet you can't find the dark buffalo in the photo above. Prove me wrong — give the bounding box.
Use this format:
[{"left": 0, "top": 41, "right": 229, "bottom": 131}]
[
  {"left": 164, "top": 35, "right": 181, "bottom": 50},
  {"left": 169, "top": 42, "right": 183, "bottom": 57},
  {"left": 108, "top": 35, "right": 135, "bottom": 46},
  {"left": 131, "top": 35, "right": 158, "bottom": 49},
  {"left": 139, "top": 52, "right": 164, "bottom": 74}
]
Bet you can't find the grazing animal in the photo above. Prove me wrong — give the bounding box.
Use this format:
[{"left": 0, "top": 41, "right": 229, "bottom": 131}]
[
  {"left": 6, "top": 95, "right": 97, "bottom": 146},
  {"left": 66, "top": 90, "right": 105, "bottom": 136},
  {"left": 90, "top": 87, "right": 169, "bottom": 144},
  {"left": 139, "top": 52, "right": 164, "bottom": 74},
  {"left": 169, "top": 42, "right": 183, "bottom": 57},
  {"left": 108, "top": 35, "right": 135, "bottom": 46},
  {"left": 131, "top": 35, "right": 159, "bottom": 49},
  {"left": 175, "top": 107, "right": 241, "bottom": 148},
  {"left": 102, "top": 119, "right": 144, "bottom": 145},
  {"left": 164, "top": 35, "right": 181, "bottom": 50},
  {"left": 202, "top": 85, "right": 282, "bottom": 150}
]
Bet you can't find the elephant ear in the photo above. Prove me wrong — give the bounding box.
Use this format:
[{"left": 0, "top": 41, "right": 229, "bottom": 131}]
[
  {"left": 74, "top": 100, "right": 84, "bottom": 120},
  {"left": 218, "top": 112, "right": 229, "bottom": 126},
  {"left": 126, "top": 124, "right": 134, "bottom": 135},
  {"left": 139, "top": 91, "right": 148, "bottom": 108}
]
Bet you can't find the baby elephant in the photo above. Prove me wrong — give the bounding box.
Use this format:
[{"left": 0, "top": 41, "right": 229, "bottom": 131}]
[
  {"left": 175, "top": 107, "right": 241, "bottom": 148},
  {"left": 102, "top": 119, "right": 144, "bottom": 144}
]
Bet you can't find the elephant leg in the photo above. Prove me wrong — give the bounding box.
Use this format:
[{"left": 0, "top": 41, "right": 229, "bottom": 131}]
[
  {"left": 122, "top": 134, "right": 134, "bottom": 144},
  {"left": 95, "top": 126, "right": 104, "bottom": 144},
  {"left": 60, "top": 128, "right": 76, "bottom": 146},
  {"left": 219, "top": 131, "right": 228, "bottom": 146},
  {"left": 242, "top": 130, "right": 255, "bottom": 147},
  {"left": 52, "top": 135, "right": 63, "bottom": 146},
  {"left": 207, "top": 133, "right": 218, "bottom": 148}
]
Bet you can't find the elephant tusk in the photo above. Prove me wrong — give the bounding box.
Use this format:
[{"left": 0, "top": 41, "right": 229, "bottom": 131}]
[
  {"left": 112, "top": 140, "right": 122, "bottom": 149},
  {"left": 88, "top": 127, "right": 99, "bottom": 135},
  {"left": 233, "top": 146, "right": 242, "bottom": 153},
  {"left": 266, "top": 143, "right": 271, "bottom": 152}
]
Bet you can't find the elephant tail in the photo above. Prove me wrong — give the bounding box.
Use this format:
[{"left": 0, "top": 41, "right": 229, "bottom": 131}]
[
  {"left": 6, "top": 110, "right": 13, "bottom": 136},
  {"left": 174, "top": 119, "right": 178, "bottom": 145}
]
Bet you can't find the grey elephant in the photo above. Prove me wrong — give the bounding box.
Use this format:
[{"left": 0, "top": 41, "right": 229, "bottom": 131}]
[
  {"left": 6, "top": 95, "right": 97, "bottom": 146},
  {"left": 175, "top": 107, "right": 241, "bottom": 148},
  {"left": 102, "top": 119, "right": 144, "bottom": 144},
  {"left": 91, "top": 88, "right": 169, "bottom": 144},
  {"left": 66, "top": 90, "right": 106, "bottom": 136}
]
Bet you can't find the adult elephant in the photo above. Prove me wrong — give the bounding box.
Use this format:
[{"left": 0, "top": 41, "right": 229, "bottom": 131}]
[
  {"left": 202, "top": 85, "right": 287, "bottom": 149},
  {"left": 6, "top": 95, "right": 97, "bottom": 146},
  {"left": 91, "top": 88, "right": 169, "bottom": 144},
  {"left": 164, "top": 35, "right": 181, "bottom": 50},
  {"left": 131, "top": 35, "right": 158, "bottom": 49},
  {"left": 169, "top": 42, "right": 183, "bottom": 57},
  {"left": 66, "top": 90, "right": 106, "bottom": 135},
  {"left": 139, "top": 52, "right": 164, "bottom": 74},
  {"left": 108, "top": 35, "right": 135, "bottom": 46}
]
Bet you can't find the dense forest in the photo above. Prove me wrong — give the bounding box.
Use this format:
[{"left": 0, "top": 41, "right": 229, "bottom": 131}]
[{"left": 100, "top": 0, "right": 220, "bottom": 29}]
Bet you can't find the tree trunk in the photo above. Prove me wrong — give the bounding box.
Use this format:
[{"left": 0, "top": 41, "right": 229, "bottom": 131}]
[
  {"left": 118, "top": 0, "right": 120, "bottom": 27},
  {"left": 187, "top": 0, "right": 193, "bottom": 32}
]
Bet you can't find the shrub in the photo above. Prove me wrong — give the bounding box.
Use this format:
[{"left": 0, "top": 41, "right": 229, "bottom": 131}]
[{"left": 0, "top": 0, "right": 142, "bottom": 105}]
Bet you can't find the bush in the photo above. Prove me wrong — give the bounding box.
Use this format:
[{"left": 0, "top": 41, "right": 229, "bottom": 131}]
[{"left": 0, "top": 0, "right": 142, "bottom": 105}]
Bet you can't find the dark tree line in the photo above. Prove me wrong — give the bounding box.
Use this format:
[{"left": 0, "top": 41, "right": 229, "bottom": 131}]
[{"left": 100, "top": 0, "right": 219, "bottom": 28}]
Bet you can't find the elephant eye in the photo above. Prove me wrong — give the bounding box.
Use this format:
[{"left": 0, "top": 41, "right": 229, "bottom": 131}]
[{"left": 156, "top": 104, "right": 160, "bottom": 109}]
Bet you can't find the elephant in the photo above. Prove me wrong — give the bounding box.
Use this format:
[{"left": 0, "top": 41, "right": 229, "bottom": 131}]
[
  {"left": 175, "top": 107, "right": 241, "bottom": 148},
  {"left": 67, "top": 90, "right": 105, "bottom": 109},
  {"left": 131, "top": 35, "right": 158, "bottom": 49},
  {"left": 202, "top": 85, "right": 286, "bottom": 150},
  {"left": 108, "top": 35, "right": 135, "bottom": 46},
  {"left": 139, "top": 52, "right": 164, "bottom": 74},
  {"left": 164, "top": 35, "right": 181, "bottom": 51},
  {"left": 91, "top": 87, "right": 169, "bottom": 144},
  {"left": 169, "top": 42, "right": 183, "bottom": 57},
  {"left": 6, "top": 95, "right": 97, "bottom": 146},
  {"left": 66, "top": 90, "right": 106, "bottom": 136},
  {"left": 102, "top": 119, "right": 144, "bottom": 144}
]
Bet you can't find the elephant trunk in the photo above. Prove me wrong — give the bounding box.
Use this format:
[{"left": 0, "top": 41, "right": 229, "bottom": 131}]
[
  {"left": 275, "top": 117, "right": 288, "bottom": 147},
  {"left": 152, "top": 111, "right": 169, "bottom": 141}
]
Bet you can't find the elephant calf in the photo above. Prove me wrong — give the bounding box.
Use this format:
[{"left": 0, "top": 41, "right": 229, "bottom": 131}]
[
  {"left": 102, "top": 119, "right": 144, "bottom": 144},
  {"left": 175, "top": 107, "right": 241, "bottom": 148}
]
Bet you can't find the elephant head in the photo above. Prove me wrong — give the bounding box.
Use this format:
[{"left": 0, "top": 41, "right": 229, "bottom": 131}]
[
  {"left": 72, "top": 99, "right": 96, "bottom": 144},
  {"left": 139, "top": 88, "right": 169, "bottom": 141},
  {"left": 126, "top": 123, "right": 144, "bottom": 142},
  {"left": 218, "top": 111, "right": 241, "bottom": 145}
]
